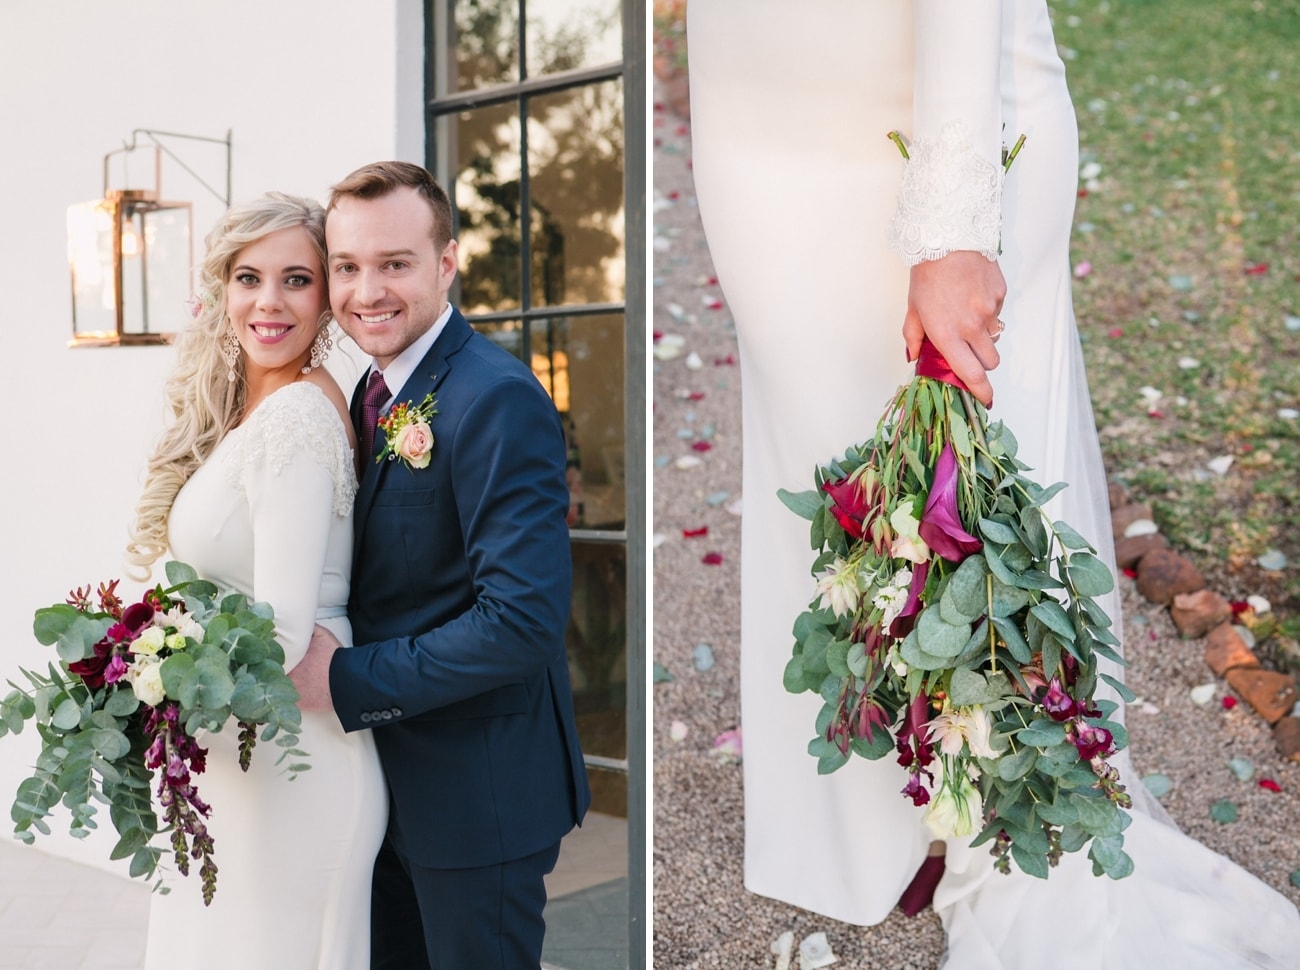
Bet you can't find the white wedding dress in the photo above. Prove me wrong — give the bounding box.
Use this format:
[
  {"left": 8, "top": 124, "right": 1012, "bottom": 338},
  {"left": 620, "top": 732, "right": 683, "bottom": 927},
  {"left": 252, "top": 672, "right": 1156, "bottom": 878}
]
[
  {"left": 689, "top": 1, "right": 1300, "bottom": 965},
  {"left": 144, "top": 381, "right": 387, "bottom": 970}
]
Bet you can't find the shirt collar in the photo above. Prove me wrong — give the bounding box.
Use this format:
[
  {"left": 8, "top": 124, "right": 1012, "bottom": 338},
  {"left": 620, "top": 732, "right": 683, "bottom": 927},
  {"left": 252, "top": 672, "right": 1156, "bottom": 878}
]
[{"left": 369, "top": 302, "right": 454, "bottom": 406}]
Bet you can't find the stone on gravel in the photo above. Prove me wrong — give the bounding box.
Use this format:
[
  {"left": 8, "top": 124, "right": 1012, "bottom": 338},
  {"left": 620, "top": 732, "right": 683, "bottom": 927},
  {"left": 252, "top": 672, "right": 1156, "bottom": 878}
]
[
  {"left": 1110, "top": 502, "right": 1155, "bottom": 539},
  {"left": 1203, "top": 623, "right": 1260, "bottom": 677},
  {"left": 1114, "top": 532, "right": 1168, "bottom": 570},
  {"left": 1170, "top": 590, "right": 1233, "bottom": 639},
  {"left": 1273, "top": 717, "right": 1300, "bottom": 762},
  {"left": 1135, "top": 547, "right": 1205, "bottom": 605},
  {"left": 1224, "top": 668, "right": 1299, "bottom": 725}
]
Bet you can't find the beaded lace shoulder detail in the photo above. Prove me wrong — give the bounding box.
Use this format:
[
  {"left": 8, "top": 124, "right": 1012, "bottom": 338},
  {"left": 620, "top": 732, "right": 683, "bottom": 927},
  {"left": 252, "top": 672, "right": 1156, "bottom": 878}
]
[
  {"left": 225, "top": 382, "right": 358, "bottom": 516},
  {"left": 889, "top": 120, "right": 1003, "bottom": 266}
]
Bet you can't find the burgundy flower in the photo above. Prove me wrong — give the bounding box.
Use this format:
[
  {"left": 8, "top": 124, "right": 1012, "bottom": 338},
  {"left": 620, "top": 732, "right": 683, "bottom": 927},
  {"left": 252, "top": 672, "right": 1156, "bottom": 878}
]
[
  {"left": 822, "top": 474, "right": 871, "bottom": 541},
  {"left": 889, "top": 560, "right": 931, "bottom": 638},
  {"left": 1072, "top": 721, "right": 1114, "bottom": 761},
  {"left": 895, "top": 693, "right": 936, "bottom": 770},
  {"left": 854, "top": 692, "right": 890, "bottom": 744},
  {"left": 68, "top": 639, "right": 114, "bottom": 690},
  {"left": 1039, "top": 677, "right": 1078, "bottom": 722},
  {"left": 104, "top": 655, "right": 129, "bottom": 684},
  {"left": 902, "top": 771, "right": 931, "bottom": 807},
  {"left": 121, "top": 600, "right": 155, "bottom": 635},
  {"left": 918, "top": 444, "right": 983, "bottom": 562}
]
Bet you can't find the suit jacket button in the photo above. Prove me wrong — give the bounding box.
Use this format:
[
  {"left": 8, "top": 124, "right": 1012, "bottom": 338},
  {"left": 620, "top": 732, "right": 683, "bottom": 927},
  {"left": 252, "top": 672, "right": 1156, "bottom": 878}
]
[
  {"left": 381, "top": 710, "right": 393, "bottom": 720},
  {"left": 391, "top": 707, "right": 402, "bottom": 717},
  {"left": 360, "top": 712, "right": 371, "bottom": 723}
]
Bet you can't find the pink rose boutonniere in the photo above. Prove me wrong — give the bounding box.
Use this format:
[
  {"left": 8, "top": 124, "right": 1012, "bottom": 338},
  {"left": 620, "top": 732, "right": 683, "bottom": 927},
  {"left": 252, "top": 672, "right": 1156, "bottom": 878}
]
[{"left": 377, "top": 392, "right": 438, "bottom": 470}]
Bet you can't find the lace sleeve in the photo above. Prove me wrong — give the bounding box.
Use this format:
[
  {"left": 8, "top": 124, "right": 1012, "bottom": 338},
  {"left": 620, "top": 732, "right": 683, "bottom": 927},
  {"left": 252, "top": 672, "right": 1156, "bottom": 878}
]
[
  {"left": 888, "top": 120, "right": 1003, "bottom": 266},
  {"left": 226, "top": 382, "right": 358, "bottom": 515}
]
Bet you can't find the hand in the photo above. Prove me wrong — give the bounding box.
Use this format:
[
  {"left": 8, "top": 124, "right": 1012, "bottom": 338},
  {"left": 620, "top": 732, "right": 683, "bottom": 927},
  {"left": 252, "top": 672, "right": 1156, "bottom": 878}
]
[
  {"left": 902, "top": 251, "right": 1008, "bottom": 407},
  {"left": 289, "top": 625, "right": 343, "bottom": 713}
]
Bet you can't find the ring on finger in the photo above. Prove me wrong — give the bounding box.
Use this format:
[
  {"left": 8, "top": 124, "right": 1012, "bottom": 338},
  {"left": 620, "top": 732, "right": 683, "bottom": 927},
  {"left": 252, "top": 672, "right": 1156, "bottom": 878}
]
[{"left": 990, "top": 318, "right": 1006, "bottom": 341}]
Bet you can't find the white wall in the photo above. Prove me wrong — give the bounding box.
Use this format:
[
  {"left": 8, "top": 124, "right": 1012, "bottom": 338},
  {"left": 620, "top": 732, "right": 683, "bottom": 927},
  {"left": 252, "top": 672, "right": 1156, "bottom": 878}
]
[{"left": 0, "top": 0, "right": 424, "bottom": 875}]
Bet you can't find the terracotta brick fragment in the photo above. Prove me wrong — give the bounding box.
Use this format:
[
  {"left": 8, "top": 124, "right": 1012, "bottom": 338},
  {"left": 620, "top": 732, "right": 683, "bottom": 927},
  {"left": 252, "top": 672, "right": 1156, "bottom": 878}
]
[
  {"left": 1203, "top": 623, "right": 1260, "bottom": 677},
  {"left": 1110, "top": 502, "right": 1155, "bottom": 540},
  {"left": 1114, "top": 533, "right": 1168, "bottom": 571},
  {"left": 1170, "top": 590, "right": 1234, "bottom": 639},
  {"left": 1224, "top": 668, "right": 1298, "bottom": 725},
  {"left": 1273, "top": 717, "right": 1300, "bottom": 763},
  {"left": 1107, "top": 481, "right": 1128, "bottom": 511},
  {"left": 1135, "top": 547, "right": 1205, "bottom": 605}
]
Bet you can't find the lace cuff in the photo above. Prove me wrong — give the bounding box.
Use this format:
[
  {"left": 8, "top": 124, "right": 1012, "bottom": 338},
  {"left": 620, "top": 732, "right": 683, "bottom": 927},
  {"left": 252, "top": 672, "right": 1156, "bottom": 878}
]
[
  {"left": 225, "top": 382, "right": 358, "bottom": 516},
  {"left": 889, "top": 121, "right": 1003, "bottom": 266}
]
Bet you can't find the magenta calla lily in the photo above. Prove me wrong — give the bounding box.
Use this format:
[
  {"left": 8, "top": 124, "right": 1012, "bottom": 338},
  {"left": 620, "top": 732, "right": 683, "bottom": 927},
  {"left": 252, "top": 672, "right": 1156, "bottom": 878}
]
[
  {"left": 918, "top": 443, "right": 982, "bottom": 562},
  {"left": 889, "top": 560, "right": 930, "bottom": 638}
]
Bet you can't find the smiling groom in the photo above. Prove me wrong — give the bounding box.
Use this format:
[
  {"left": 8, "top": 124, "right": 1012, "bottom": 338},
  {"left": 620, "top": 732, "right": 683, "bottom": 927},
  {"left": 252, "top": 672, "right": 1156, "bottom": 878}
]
[{"left": 290, "top": 160, "right": 591, "bottom": 969}]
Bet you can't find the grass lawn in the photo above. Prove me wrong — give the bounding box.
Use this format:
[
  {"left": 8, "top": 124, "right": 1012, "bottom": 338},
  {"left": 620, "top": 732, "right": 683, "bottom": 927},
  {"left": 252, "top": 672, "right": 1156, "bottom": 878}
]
[{"left": 1058, "top": 0, "right": 1300, "bottom": 652}]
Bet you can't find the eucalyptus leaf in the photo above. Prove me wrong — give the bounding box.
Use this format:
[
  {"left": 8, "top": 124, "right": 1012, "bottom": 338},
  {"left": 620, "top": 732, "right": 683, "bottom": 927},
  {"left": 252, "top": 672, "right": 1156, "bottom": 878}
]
[
  {"left": 51, "top": 698, "right": 83, "bottom": 731},
  {"left": 978, "top": 516, "right": 1020, "bottom": 546},
  {"left": 949, "top": 668, "right": 1014, "bottom": 707},
  {"left": 825, "top": 640, "right": 851, "bottom": 678},
  {"left": 777, "top": 488, "right": 823, "bottom": 522},
  {"left": 1031, "top": 600, "right": 1076, "bottom": 641},
  {"left": 1009, "top": 842, "right": 1050, "bottom": 879},
  {"left": 916, "top": 607, "right": 973, "bottom": 659},
  {"left": 991, "top": 616, "right": 1032, "bottom": 663},
  {"left": 1066, "top": 552, "right": 1115, "bottom": 596},
  {"left": 1052, "top": 520, "right": 1096, "bottom": 551},
  {"left": 998, "top": 744, "right": 1038, "bottom": 781},
  {"left": 942, "top": 555, "right": 990, "bottom": 624}
]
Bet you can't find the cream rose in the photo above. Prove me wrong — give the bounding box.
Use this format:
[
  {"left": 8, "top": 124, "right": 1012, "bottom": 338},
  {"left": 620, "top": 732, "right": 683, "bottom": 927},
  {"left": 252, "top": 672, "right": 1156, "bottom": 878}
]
[
  {"left": 131, "top": 626, "right": 167, "bottom": 656},
  {"left": 127, "top": 656, "right": 166, "bottom": 706},
  {"left": 395, "top": 421, "right": 434, "bottom": 469}
]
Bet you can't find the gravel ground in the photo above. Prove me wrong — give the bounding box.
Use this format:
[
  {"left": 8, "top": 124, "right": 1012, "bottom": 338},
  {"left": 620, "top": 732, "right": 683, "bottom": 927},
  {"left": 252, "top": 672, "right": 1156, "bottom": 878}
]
[{"left": 650, "top": 91, "right": 1300, "bottom": 970}]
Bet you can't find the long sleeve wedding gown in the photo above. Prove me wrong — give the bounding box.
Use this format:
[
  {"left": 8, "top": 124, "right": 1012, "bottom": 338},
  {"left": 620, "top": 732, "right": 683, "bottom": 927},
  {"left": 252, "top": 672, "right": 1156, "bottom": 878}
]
[
  {"left": 688, "top": 1, "right": 1300, "bottom": 965},
  {"left": 143, "top": 381, "right": 386, "bottom": 970}
]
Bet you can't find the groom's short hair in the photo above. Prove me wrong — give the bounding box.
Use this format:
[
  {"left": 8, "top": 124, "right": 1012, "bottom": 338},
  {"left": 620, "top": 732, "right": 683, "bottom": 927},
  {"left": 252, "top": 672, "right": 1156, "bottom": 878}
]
[{"left": 328, "top": 161, "right": 454, "bottom": 251}]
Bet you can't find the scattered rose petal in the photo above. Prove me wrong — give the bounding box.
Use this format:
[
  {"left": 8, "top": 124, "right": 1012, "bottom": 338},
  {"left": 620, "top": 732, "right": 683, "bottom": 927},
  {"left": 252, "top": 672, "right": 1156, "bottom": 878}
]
[
  {"left": 1230, "top": 600, "right": 1250, "bottom": 615},
  {"left": 1081, "top": 161, "right": 1103, "bottom": 179},
  {"left": 1207, "top": 455, "right": 1234, "bottom": 475},
  {"left": 674, "top": 455, "right": 703, "bottom": 470},
  {"left": 685, "top": 351, "right": 704, "bottom": 370},
  {"left": 1228, "top": 757, "right": 1254, "bottom": 781},
  {"left": 1168, "top": 274, "right": 1193, "bottom": 291},
  {"left": 1257, "top": 549, "right": 1288, "bottom": 571},
  {"left": 1139, "top": 701, "right": 1160, "bottom": 715},
  {"left": 675, "top": 428, "right": 696, "bottom": 440},
  {"left": 691, "top": 441, "right": 713, "bottom": 453},
  {"left": 654, "top": 454, "right": 670, "bottom": 468},
  {"left": 714, "top": 354, "right": 736, "bottom": 366},
  {"left": 705, "top": 491, "right": 731, "bottom": 506},
  {"left": 1124, "top": 519, "right": 1159, "bottom": 537},
  {"left": 1285, "top": 315, "right": 1300, "bottom": 332},
  {"left": 726, "top": 498, "right": 744, "bottom": 516},
  {"left": 1278, "top": 408, "right": 1299, "bottom": 421},
  {"left": 682, "top": 526, "right": 709, "bottom": 538},
  {"left": 1139, "top": 386, "right": 1163, "bottom": 404},
  {"left": 1222, "top": 696, "right": 1237, "bottom": 710},
  {"left": 1247, "top": 595, "right": 1271, "bottom": 614},
  {"left": 702, "top": 295, "right": 723, "bottom": 310},
  {"left": 701, "top": 551, "right": 724, "bottom": 565},
  {"left": 1244, "top": 262, "right": 1269, "bottom": 276},
  {"left": 670, "top": 720, "right": 689, "bottom": 742},
  {"left": 1142, "top": 773, "right": 1172, "bottom": 798},
  {"left": 1178, "top": 356, "right": 1200, "bottom": 369},
  {"left": 1107, "top": 327, "right": 1124, "bottom": 338},
  {"left": 1209, "top": 800, "right": 1238, "bottom": 824},
  {"left": 1122, "top": 567, "right": 1138, "bottom": 579},
  {"left": 1237, "top": 625, "right": 1257, "bottom": 648},
  {"left": 1259, "top": 778, "right": 1282, "bottom": 793},
  {"left": 653, "top": 662, "right": 673, "bottom": 683},
  {"left": 772, "top": 931, "right": 795, "bottom": 970},
  {"left": 712, "top": 726, "right": 743, "bottom": 762},
  {"left": 653, "top": 333, "right": 686, "bottom": 359},
  {"left": 652, "top": 532, "right": 667, "bottom": 548},
  {"left": 1074, "top": 261, "right": 1092, "bottom": 278},
  {"left": 1147, "top": 409, "right": 1166, "bottom": 420},
  {"left": 1292, "top": 872, "right": 1300, "bottom": 890},
  {"left": 1190, "top": 683, "right": 1217, "bottom": 706},
  {"left": 798, "top": 932, "right": 838, "bottom": 970},
  {"left": 693, "top": 643, "right": 715, "bottom": 671}
]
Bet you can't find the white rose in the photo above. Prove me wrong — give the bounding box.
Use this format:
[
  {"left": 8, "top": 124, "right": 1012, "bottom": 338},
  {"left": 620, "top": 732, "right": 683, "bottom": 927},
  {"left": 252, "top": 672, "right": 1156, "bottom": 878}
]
[
  {"left": 131, "top": 626, "right": 167, "bottom": 656},
  {"left": 127, "top": 656, "right": 166, "bottom": 706},
  {"left": 923, "top": 773, "right": 983, "bottom": 838}
]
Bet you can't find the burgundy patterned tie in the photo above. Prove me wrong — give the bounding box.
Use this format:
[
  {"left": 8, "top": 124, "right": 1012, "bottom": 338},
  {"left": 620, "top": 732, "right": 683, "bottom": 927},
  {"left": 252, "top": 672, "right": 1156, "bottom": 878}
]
[{"left": 360, "top": 370, "right": 390, "bottom": 464}]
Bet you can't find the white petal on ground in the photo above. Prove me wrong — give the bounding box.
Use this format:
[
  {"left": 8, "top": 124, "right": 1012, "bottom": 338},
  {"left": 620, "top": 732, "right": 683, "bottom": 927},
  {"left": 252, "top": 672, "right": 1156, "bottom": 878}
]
[
  {"left": 799, "top": 932, "right": 839, "bottom": 969},
  {"left": 1247, "top": 594, "right": 1272, "bottom": 615},
  {"left": 673, "top": 455, "right": 703, "bottom": 470},
  {"left": 684, "top": 351, "right": 704, "bottom": 370},
  {"left": 1123, "top": 519, "right": 1159, "bottom": 538},
  {"left": 1190, "top": 683, "right": 1217, "bottom": 706},
  {"left": 1207, "top": 455, "right": 1235, "bottom": 475},
  {"left": 772, "top": 931, "right": 794, "bottom": 970}
]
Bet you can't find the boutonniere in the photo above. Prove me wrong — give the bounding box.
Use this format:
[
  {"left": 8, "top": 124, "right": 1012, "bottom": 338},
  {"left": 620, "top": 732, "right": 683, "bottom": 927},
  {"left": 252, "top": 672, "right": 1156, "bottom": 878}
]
[{"left": 376, "top": 392, "right": 438, "bottom": 469}]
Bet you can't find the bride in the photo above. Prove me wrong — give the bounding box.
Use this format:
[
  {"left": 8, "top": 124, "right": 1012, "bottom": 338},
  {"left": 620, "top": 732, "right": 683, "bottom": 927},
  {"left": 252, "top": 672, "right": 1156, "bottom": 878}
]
[
  {"left": 688, "top": 1, "right": 1300, "bottom": 965},
  {"left": 125, "top": 193, "right": 386, "bottom": 968}
]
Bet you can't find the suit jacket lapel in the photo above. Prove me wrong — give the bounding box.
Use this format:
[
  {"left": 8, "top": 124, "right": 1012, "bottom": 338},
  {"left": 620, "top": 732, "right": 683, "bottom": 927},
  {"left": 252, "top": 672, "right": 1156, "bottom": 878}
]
[{"left": 351, "top": 310, "right": 473, "bottom": 557}]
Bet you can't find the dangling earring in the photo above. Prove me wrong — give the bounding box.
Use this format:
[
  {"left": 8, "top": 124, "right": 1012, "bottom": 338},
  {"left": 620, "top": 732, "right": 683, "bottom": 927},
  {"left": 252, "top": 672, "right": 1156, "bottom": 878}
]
[
  {"left": 302, "top": 325, "right": 333, "bottom": 375},
  {"left": 222, "top": 323, "right": 241, "bottom": 382}
]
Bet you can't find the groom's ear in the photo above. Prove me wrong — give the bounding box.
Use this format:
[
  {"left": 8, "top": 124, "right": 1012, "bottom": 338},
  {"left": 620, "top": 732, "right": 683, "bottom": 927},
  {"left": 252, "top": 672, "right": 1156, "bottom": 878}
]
[{"left": 439, "top": 239, "right": 459, "bottom": 285}]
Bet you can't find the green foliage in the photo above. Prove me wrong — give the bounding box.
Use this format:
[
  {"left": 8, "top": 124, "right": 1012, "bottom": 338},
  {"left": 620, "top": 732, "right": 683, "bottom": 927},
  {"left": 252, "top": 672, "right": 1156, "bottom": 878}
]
[
  {"left": 3, "top": 564, "right": 307, "bottom": 900},
  {"left": 781, "top": 372, "right": 1132, "bottom": 879}
]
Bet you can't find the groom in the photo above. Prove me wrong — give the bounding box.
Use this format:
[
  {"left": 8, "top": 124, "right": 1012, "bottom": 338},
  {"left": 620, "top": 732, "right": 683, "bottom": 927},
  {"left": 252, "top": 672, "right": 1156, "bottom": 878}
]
[{"left": 290, "top": 160, "right": 591, "bottom": 969}]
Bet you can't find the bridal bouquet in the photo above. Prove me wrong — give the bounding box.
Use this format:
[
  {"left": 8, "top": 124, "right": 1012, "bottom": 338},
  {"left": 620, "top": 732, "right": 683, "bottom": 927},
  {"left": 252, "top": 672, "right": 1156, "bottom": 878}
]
[
  {"left": 778, "top": 344, "right": 1134, "bottom": 879},
  {"left": 0, "top": 561, "right": 308, "bottom": 904}
]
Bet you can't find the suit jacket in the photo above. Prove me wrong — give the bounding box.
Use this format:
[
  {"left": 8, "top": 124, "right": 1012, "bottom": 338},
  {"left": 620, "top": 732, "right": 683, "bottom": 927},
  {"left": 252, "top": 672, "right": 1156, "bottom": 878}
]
[{"left": 330, "top": 308, "right": 591, "bottom": 869}]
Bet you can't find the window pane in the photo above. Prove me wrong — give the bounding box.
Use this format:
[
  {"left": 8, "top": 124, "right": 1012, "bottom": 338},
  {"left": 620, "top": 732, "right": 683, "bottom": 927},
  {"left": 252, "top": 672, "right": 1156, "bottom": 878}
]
[
  {"left": 454, "top": 0, "right": 519, "bottom": 89},
  {"left": 534, "top": 314, "right": 624, "bottom": 529},
  {"left": 525, "top": 0, "right": 621, "bottom": 78},
  {"left": 472, "top": 319, "right": 524, "bottom": 362},
  {"left": 568, "top": 540, "right": 626, "bottom": 773},
  {"left": 543, "top": 793, "right": 628, "bottom": 968},
  {"left": 454, "top": 102, "right": 524, "bottom": 315},
  {"left": 526, "top": 79, "right": 625, "bottom": 308}
]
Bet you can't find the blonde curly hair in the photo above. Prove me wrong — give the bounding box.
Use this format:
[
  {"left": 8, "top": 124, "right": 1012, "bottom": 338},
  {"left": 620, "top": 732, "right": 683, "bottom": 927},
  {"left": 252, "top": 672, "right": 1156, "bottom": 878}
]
[{"left": 124, "top": 192, "right": 328, "bottom": 578}]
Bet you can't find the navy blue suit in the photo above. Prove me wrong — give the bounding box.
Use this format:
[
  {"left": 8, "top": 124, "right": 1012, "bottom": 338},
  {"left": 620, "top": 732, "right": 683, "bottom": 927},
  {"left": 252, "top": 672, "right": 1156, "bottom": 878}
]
[{"left": 330, "top": 308, "right": 591, "bottom": 967}]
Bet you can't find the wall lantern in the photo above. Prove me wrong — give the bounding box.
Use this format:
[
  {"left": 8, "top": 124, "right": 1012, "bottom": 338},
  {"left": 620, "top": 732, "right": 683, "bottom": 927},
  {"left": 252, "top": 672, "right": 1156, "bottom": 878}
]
[{"left": 67, "top": 129, "right": 231, "bottom": 347}]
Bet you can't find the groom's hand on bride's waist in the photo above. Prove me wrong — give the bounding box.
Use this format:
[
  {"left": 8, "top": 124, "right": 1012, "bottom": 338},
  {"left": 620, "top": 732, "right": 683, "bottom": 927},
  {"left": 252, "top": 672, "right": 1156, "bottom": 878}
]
[{"left": 290, "top": 625, "right": 342, "bottom": 713}]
